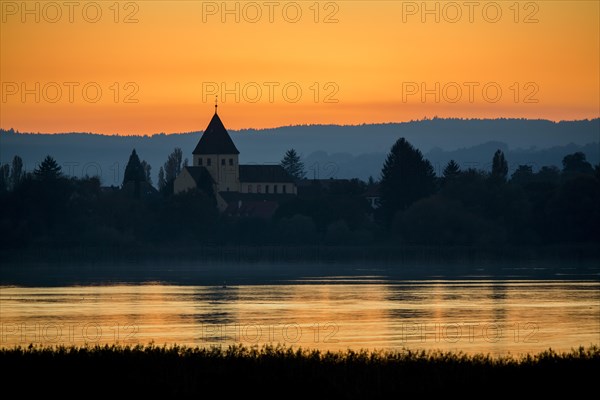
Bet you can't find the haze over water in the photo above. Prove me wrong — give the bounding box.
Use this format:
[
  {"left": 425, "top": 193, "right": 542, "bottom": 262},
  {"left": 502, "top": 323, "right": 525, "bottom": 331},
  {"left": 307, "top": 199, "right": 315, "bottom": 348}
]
[{"left": 2, "top": 277, "right": 598, "bottom": 355}]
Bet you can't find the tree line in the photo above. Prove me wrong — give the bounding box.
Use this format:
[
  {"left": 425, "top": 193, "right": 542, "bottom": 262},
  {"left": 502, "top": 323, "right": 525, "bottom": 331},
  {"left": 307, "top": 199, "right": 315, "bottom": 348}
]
[
  {"left": 0, "top": 137, "right": 598, "bottom": 250},
  {"left": 377, "top": 139, "right": 599, "bottom": 245}
]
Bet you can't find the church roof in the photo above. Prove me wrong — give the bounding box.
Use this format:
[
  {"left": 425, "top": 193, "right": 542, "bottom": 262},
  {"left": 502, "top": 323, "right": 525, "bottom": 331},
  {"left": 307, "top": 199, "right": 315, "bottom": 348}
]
[
  {"left": 193, "top": 112, "right": 240, "bottom": 155},
  {"left": 239, "top": 165, "right": 295, "bottom": 183},
  {"left": 184, "top": 166, "right": 215, "bottom": 185}
]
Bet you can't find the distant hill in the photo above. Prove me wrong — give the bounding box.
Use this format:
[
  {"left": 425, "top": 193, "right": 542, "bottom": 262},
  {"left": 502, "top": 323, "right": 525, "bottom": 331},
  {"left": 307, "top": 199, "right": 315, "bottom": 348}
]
[{"left": 1, "top": 118, "right": 598, "bottom": 184}]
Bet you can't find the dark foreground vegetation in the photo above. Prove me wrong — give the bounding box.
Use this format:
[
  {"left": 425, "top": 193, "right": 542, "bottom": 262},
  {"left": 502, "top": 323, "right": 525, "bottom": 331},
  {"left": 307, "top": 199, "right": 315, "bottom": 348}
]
[
  {"left": 2, "top": 344, "right": 599, "bottom": 397},
  {"left": 1, "top": 139, "right": 598, "bottom": 258}
]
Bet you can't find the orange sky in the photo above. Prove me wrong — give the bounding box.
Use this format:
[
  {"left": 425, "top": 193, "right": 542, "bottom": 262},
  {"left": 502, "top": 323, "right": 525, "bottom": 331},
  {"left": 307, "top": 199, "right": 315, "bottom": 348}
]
[{"left": 1, "top": 1, "right": 599, "bottom": 134}]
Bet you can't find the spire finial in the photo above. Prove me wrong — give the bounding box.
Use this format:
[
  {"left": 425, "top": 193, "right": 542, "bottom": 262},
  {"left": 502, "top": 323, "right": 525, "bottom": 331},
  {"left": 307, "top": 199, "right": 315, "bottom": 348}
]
[{"left": 215, "top": 95, "right": 218, "bottom": 114}]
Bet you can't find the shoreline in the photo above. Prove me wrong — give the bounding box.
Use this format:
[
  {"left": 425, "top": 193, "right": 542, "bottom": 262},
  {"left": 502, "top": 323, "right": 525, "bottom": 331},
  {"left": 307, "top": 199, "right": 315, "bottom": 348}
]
[
  {"left": 2, "top": 243, "right": 599, "bottom": 264},
  {"left": 2, "top": 244, "right": 598, "bottom": 286},
  {"left": 1, "top": 253, "right": 599, "bottom": 287}
]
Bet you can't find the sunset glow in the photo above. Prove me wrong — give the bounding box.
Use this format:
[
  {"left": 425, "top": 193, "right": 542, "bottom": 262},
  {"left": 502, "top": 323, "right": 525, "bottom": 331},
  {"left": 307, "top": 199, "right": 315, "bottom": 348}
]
[{"left": 1, "top": 1, "right": 599, "bottom": 134}]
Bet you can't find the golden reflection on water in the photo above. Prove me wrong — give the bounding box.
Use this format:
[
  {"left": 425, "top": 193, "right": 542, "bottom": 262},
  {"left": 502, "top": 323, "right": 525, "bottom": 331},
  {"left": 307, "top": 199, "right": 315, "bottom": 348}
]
[{"left": 1, "top": 280, "right": 598, "bottom": 355}]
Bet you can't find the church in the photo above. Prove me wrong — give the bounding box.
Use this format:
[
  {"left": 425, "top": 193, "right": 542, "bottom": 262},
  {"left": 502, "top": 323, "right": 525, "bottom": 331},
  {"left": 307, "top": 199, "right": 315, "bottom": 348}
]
[{"left": 174, "top": 104, "right": 297, "bottom": 216}]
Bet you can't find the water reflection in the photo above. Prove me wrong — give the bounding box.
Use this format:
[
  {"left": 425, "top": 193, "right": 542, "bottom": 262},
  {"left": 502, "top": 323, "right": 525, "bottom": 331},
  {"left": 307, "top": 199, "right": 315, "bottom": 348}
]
[{"left": 0, "top": 280, "right": 598, "bottom": 355}]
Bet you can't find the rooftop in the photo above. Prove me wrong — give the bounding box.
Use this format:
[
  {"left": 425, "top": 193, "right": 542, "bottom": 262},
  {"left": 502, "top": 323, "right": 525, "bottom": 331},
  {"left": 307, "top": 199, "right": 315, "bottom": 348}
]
[
  {"left": 193, "top": 112, "right": 240, "bottom": 155},
  {"left": 239, "top": 165, "right": 295, "bottom": 183}
]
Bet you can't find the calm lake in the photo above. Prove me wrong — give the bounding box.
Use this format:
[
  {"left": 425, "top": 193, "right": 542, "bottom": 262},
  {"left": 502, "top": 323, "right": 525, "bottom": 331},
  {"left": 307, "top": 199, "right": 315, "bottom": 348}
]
[{"left": 1, "top": 269, "right": 599, "bottom": 355}]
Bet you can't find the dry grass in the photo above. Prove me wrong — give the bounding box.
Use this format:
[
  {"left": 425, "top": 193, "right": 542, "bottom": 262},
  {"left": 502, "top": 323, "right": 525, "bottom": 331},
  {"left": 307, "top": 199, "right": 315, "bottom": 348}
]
[{"left": 2, "top": 344, "right": 598, "bottom": 397}]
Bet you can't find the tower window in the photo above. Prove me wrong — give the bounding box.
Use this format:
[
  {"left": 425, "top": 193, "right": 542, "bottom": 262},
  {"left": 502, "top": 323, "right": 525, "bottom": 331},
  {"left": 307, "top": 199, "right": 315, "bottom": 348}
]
[
  {"left": 248, "top": 185, "right": 252, "bottom": 193},
  {"left": 265, "top": 185, "right": 269, "bottom": 194},
  {"left": 283, "top": 185, "right": 287, "bottom": 194},
  {"left": 221, "top": 159, "right": 225, "bottom": 166},
  {"left": 257, "top": 185, "right": 262, "bottom": 193},
  {"left": 207, "top": 158, "right": 211, "bottom": 166},
  {"left": 229, "top": 158, "right": 233, "bottom": 166},
  {"left": 198, "top": 158, "right": 203, "bottom": 166},
  {"left": 274, "top": 185, "right": 278, "bottom": 193}
]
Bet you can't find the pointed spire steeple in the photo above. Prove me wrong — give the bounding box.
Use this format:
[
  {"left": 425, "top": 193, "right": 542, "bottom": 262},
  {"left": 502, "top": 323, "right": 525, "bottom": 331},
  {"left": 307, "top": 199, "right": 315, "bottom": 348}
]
[{"left": 192, "top": 104, "right": 239, "bottom": 155}]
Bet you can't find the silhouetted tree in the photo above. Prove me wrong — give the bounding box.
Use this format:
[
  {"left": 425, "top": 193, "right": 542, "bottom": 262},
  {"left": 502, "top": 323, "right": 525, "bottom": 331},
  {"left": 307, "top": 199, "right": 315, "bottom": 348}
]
[
  {"left": 536, "top": 166, "right": 560, "bottom": 183},
  {"left": 547, "top": 175, "right": 600, "bottom": 242},
  {"left": 327, "top": 178, "right": 367, "bottom": 196},
  {"left": 443, "top": 160, "right": 461, "bottom": 179},
  {"left": 511, "top": 165, "right": 534, "bottom": 186},
  {"left": 122, "top": 150, "right": 146, "bottom": 185},
  {"left": 395, "top": 195, "right": 501, "bottom": 245},
  {"left": 158, "top": 148, "right": 184, "bottom": 196},
  {"left": 0, "top": 164, "right": 9, "bottom": 192},
  {"left": 140, "top": 160, "right": 152, "bottom": 185},
  {"left": 379, "top": 138, "right": 436, "bottom": 222},
  {"left": 164, "top": 148, "right": 183, "bottom": 182},
  {"left": 9, "top": 156, "right": 23, "bottom": 190},
  {"left": 156, "top": 189, "right": 218, "bottom": 242},
  {"left": 158, "top": 167, "right": 166, "bottom": 191},
  {"left": 562, "top": 152, "right": 593, "bottom": 175},
  {"left": 34, "top": 155, "right": 62, "bottom": 180},
  {"left": 441, "top": 168, "right": 487, "bottom": 201},
  {"left": 122, "top": 150, "right": 149, "bottom": 199},
  {"left": 491, "top": 150, "right": 508, "bottom": 182},
  {"left": 280, "top": 149, "right": 305, "bottom": 180}
]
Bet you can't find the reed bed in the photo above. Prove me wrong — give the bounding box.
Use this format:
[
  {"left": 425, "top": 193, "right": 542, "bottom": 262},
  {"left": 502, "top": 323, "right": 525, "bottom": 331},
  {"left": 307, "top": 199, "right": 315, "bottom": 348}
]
[{"left": 2, "top": 344, "right": 598, "bottom": 397}]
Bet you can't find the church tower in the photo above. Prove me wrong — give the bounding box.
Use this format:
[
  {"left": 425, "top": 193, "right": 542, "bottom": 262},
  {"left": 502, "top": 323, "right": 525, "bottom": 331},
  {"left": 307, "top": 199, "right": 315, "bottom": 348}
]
[{"left": 192, "top": 102, "right": 240, "bottom": 192}]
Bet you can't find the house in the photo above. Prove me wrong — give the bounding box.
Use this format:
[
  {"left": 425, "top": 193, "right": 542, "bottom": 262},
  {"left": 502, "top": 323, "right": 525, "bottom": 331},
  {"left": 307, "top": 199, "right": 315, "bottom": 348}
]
[
  {"left": 174, "top": 105, "right": 297, "bottom": 213},
  {"left": 363, "top": 184, "right": 380, "bottom": 209}
]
